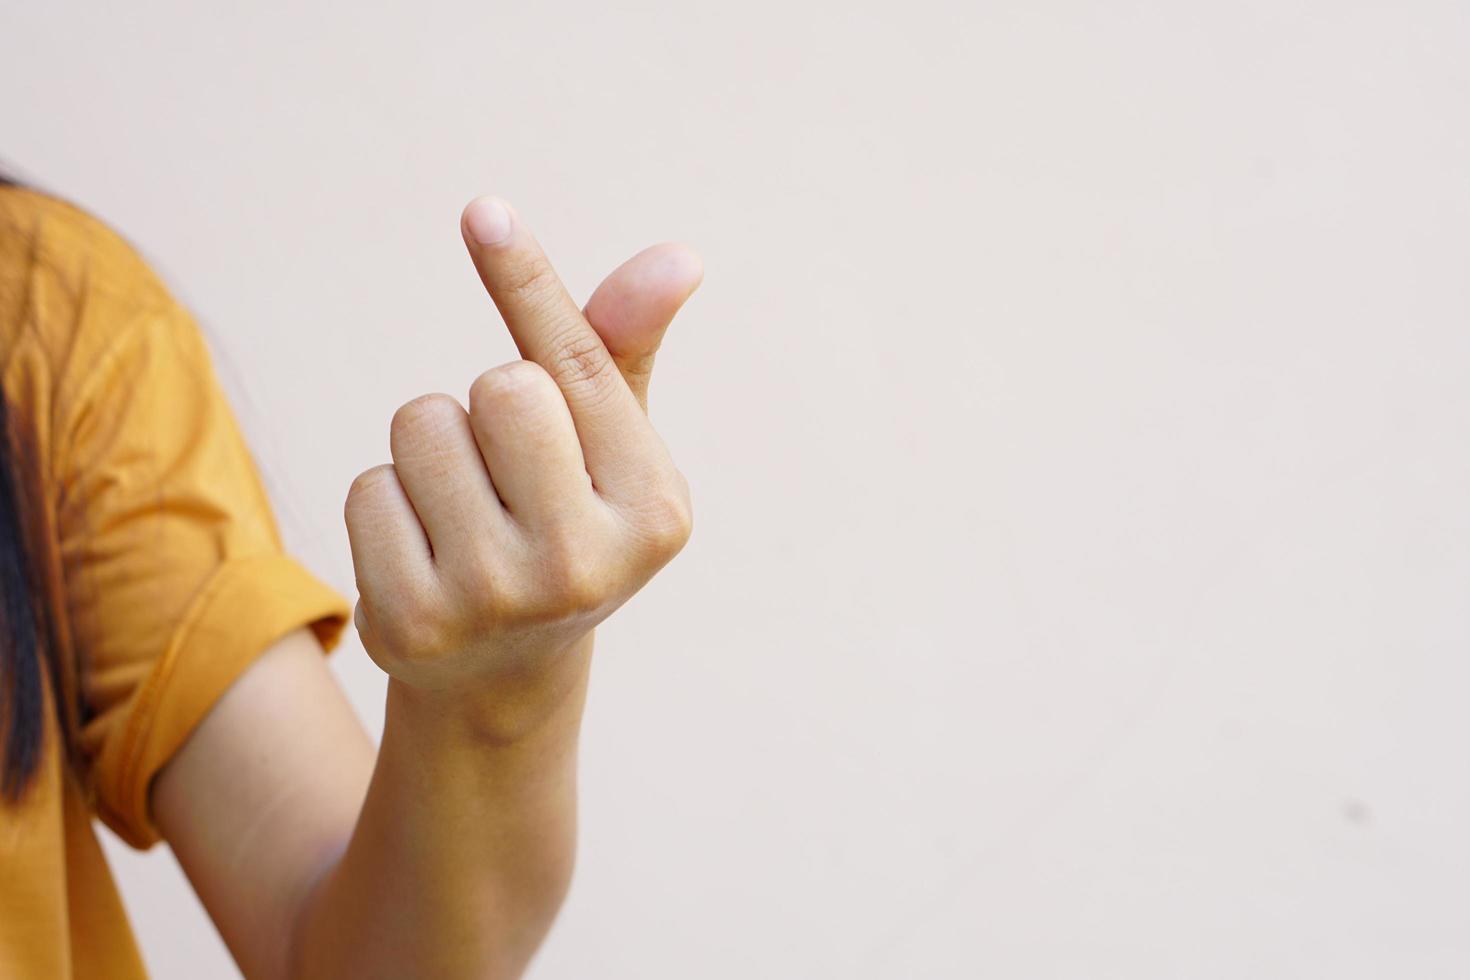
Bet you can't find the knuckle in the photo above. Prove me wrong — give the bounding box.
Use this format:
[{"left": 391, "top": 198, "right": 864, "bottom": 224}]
[
  {"left": 345, "top": 464, "right": 397, "bottom": 515},
  {"left": 546, "top": 328, "right": 618, "bottom": 403},
  {"left": 390, "top": 393, "right": 464, "bottom": 453},
  {"left": 470, "top": 360, "right": 556, "bottom": 415},
  {"left": 480, "top": 577, "right": 538, "bottom": 625},
  {"left": 536, "top": 532, "right": 607, "bottom": 618},
  {"left": 553, "top": 568, "right": 604, "bottom": 618},
  {"left": 634, "top": 474, "right": 694, "bottom": 555},
  {"left": 501, "top": 258, "right": 562, "bottom": 310},
  {"left": 368, "top": 587, "right": 450, "bottom": 660}
]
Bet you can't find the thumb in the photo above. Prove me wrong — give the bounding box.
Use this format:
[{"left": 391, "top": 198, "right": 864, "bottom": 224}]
[{"left": 582, "top": 242, "right": 703, "bottom": 413}]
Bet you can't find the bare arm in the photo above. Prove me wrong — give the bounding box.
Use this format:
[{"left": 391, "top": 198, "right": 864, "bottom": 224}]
[
  {"left": 154, "top": 200, "right": 702, "bottom": 979},
  {"left": 156, "top": 628, "right": 593, "bottom": 979},
  {"left": 294, "top": 641, "right": 596, "bottom": 979}
]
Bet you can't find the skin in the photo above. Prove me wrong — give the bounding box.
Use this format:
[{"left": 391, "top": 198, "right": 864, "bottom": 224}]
[{"left": 152, "top": 197, "right": 703, "bottom": 980}]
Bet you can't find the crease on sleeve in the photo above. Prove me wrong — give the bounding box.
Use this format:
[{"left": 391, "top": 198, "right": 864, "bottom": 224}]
[{"left": 93, "top": 553, "right": 351, "bottom": 849}]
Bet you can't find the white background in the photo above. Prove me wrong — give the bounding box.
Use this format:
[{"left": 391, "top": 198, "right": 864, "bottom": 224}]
[{"left": 5, "top": 2, "right": 1469, "bottom": 976}]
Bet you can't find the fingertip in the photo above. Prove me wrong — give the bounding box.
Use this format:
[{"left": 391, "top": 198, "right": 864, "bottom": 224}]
[
  {"left": 461, "top": 195, "right": 515, "bottom": 247},
  {"left": 583, "top": 242, "right": 703, "bottom": 351},
  {"left": 664, "top": 240, "right": 702, "bottom": 295},
  {"left": 646, "top": 241, "right": 705, "bottom": 297},
  {"left": 617, "top": 242, "right": 705, "bottom": 306}
]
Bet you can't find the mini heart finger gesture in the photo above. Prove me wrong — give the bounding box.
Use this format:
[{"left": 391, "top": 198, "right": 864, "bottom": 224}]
[{"left": 344, "top": 198, "right": 699, "bottom": 698}]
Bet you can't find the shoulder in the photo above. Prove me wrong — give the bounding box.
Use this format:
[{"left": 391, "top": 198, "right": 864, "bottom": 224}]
[
  {"left": 0, "top": 183, "right": 197, "bottom": 398},
  {"left": 0, "top": 183, "right": 175, "bottom": 307}
]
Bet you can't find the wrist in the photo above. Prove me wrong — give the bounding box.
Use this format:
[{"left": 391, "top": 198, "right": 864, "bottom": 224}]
[{"left": 384, "top": 632, "right": 595, "bottom": 748}]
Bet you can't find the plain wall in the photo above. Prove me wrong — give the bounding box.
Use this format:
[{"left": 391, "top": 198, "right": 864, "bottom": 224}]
[{"left": 5, "top": 2, "right": 1469, "bottom": 976}]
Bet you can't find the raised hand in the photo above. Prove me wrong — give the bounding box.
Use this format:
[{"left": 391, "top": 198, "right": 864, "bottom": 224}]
[{"left": 344, "top": 197, "right": 700, "bottom": 727}]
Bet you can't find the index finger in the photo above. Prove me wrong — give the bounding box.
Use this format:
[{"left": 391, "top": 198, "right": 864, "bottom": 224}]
[{"left": 460, "top": 196, "right": 655, "bottom": 496}]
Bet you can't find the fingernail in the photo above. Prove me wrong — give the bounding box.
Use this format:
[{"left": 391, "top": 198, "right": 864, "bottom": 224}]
[{"left": 464, "top": 197, "right": 513, "bottom": 246}]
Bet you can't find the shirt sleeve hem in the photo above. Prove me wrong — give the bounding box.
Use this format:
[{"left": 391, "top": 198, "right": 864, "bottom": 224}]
[{"left": 95, "top": 553, "right": 351, "bottom": 849}]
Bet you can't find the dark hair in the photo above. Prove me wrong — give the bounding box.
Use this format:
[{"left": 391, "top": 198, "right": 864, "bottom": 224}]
[
  {"left": 0, "top": 396, "right": 47, "bottom": 799},
  {"left": 0, "top": 170, "right": 62, "bottom": 800}
]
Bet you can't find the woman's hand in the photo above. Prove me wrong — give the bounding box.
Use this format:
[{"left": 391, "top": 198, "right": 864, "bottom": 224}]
[{"left": 344, "top": 196, "right": 701, "bottom": 738}]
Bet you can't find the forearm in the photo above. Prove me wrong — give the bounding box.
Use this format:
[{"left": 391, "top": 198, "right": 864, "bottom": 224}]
[
  {"left": 289, "top": 638, "right": 594, "bottom": 980},
  {"left": 287, "top": 195, "right": 695, "bottom": 978}
]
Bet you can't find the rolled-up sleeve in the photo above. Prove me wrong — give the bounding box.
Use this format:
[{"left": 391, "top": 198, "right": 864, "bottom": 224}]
[{"left": 55, "top": 298, "right": 349, "bottom": 849}]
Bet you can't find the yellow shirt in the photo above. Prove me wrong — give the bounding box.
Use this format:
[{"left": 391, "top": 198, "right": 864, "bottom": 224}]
[{"left": 0, "top": 185, "right": 350, "bottom": 977}]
